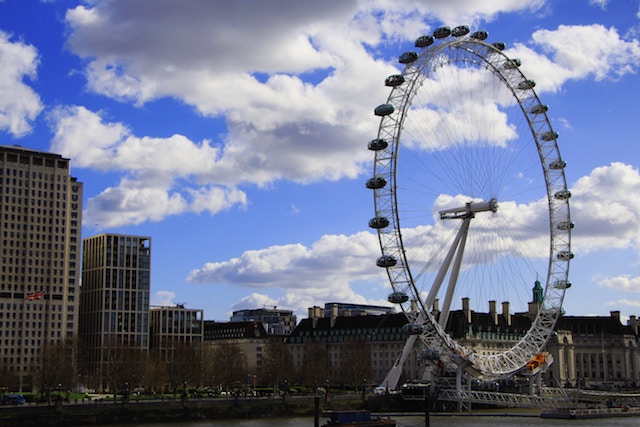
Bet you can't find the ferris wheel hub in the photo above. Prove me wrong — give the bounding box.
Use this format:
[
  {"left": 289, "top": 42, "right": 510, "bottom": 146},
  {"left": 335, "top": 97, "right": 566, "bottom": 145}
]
[{"left": 439, "top": 198, "right": 498, "bottom": 220}]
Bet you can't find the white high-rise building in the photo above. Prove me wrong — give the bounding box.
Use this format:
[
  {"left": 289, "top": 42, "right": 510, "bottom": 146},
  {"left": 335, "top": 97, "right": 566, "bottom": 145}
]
[{"left": 0, "top": 145, "right": 83, "bottom": 391}]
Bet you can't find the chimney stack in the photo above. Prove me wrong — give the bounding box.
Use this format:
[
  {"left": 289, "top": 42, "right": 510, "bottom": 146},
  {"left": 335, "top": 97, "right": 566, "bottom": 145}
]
[
  {"left": 489, "top": 300, "right": 498, "bottom": 325},
  {"left": 462, "top": 297, "right": 471, "bottom": 323},
  {"left": 628, "top": 315, "right": 638, "bottom": 335},
  {"left": 502, "top": 301, "right": 511, "bottom": 326},
  {"left": 610, "top": 310, "right": 621, "bottom": 323},
  {"left": 330, "top": 304, "right": 339, "bottom": 327}
]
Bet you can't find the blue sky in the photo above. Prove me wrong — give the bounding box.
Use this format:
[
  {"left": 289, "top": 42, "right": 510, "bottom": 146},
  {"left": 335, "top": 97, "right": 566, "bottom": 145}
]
[{"left": 1, "top": 0, "right": 639, "bottom": 322}]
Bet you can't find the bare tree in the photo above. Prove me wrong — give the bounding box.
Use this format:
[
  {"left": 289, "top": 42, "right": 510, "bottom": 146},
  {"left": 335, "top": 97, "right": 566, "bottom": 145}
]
[
  {"left": 0, "top": 365, "right": 20, "bottom": 392},
  {"left": 36, "top": 340, "right": 76, "bottom": 401},
  {"left": 337, "top": 338, "right": 372, "bottom": 392},
  {"left": 207, "top": 343, "right": 247, "bottom": 392},
  {"left": 301, "top": 342, "right": 330, "bottom": 389},
  {"left": 141, "top": 351, "right": 167, "bottom": 394},
  {"left": 103, "top": 342, "right": 145, "bottom": 401},
  {"left": 166, "top": 341, "right": 200, "bottom": 398},
  {"left": 261, "top": 337, "right": 293, "bottom": 393}
]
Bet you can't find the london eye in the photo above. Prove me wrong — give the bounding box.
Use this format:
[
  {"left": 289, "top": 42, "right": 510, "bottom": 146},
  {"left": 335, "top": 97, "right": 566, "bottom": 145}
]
[{"left": 367, "top": 25, "right": 573, "bottom": 385}]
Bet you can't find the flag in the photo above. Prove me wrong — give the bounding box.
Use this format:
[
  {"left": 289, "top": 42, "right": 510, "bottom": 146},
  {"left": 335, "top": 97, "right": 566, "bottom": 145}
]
[{"left": 25, "top": 291, "right": 45, "bottom": 301}]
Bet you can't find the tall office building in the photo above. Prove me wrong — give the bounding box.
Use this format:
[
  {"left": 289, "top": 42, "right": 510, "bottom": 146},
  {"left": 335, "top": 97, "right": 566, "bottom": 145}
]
[
  {"left": 0, "top": 145, "right": 83, "bottom": 391},
  {"left": 79, "top": 234, "right": 151, "bottom": 389}
]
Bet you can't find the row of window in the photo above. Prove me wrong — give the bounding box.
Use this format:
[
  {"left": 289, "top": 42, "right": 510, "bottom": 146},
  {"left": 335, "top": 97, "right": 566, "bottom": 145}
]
[{"left": 1, "top": 167, "right": 71, "bottom": 179}]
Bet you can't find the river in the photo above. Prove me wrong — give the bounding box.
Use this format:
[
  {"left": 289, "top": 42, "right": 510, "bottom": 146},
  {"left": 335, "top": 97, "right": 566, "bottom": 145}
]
[{"left": 83, "top": 414, "right": 640, "bottom": 426}]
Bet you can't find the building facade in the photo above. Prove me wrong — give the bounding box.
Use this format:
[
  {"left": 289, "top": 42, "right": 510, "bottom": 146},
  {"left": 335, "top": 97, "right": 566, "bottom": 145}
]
[
  {"left": 79, "top": 234, "right": 151, "bottom": 389},
  {"left": 288, "top": 307, "right": 418, "bottom": 386},
  {"left": 203, "top": 320, "right": 270, "bottom": 386},
  {"left": 0, "top": 145, "right": 83, "bottom": 391},
  {"left": 149, "top": 304, "right": 203, "bottom": 362},
  {"left": 230, "top": 307, "right": 297, "bottom": 335},
  {"left": 546, "top": 311, "right": 640, "bottom": 389}
]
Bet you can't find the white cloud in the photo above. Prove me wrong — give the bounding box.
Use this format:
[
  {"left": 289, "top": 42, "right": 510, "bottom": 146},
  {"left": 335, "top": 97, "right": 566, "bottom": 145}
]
[
  {"left": 604, "top": 298, "right": 640, "bottom": 308},
  {"left": 49, "top": 4, "right": 640, "bottom": 232},
  {"left": 49, "top": 105, "right": 249, "bottom": 227},
  {"left": 588, "top": 0, "right": 608, "bottom": 10},
  {"left": 186, "top": 162, "right": 640, "bottom": 316},
  {"left": 188, "top": 230, "right": 384, "bottom": 291},
  {"left": 509, "top": 24, "right": 640, "bottom": 93},
  {"left": 570, "top": 162, "right": 640, "bottom": 254},
  {"left": 599, "top": 275, "right": 640, "bottom": 293},
  {"left": 0, "top": 31, "right": 43, "bottom": 137},
  {"left": 151, "top": 290, "right": 176, "bottom": 306}
]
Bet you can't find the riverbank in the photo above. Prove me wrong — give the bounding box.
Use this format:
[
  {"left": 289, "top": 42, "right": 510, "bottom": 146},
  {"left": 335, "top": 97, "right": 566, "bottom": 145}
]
[{"left": 0, "top": 395, "right": 355, "bottom": 427}]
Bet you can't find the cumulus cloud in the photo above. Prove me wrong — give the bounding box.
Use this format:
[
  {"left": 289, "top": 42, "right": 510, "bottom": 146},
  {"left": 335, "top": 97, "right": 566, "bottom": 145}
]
[
  {"left": 49, "top": 105, "right": 248, "bottom": 227},
  {"left": 187, "top": 161, "right": 640, "bottom": 316},
  {"left": 509, "top": 24, "right": 640, "bottom": 93},
  {"left": 188, "top": 231, "right": 382, "bottom": 288},
  {"left": 599, "top": 275, "right": 640, "bottom": 293},
  {"left": 45, "top": 2, "right": 640, "bottom": 230},
  {"left": 151, "top": 290, "right": 176, "bottom": 306},
  {"left": 0, "top": 30, "right": 43, "bottom": 137},
  {"left": 570, "top": 162, "right": 640, "bottom": 254},
  {"left": 605, "top": 299, "right": 640, "bottom": 308}
]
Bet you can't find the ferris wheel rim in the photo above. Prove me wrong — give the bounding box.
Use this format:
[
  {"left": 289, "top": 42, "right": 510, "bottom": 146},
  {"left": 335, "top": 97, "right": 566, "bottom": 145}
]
[{"left": 369, "top": 27, "right": 573, "bottom": 377}]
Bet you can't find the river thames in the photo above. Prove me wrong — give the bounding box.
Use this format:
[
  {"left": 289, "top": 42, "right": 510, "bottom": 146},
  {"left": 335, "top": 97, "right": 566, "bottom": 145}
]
[{"left": 82, "top": 414, "right": 640, "bottom": 426}]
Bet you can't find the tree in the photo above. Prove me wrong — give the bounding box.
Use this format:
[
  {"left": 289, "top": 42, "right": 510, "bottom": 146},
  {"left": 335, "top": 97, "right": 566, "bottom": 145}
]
[
  {"left": 261, "top": 337, "right": 293, "bottom": 392},
  {"left": 141, "top": 351, "right": 167, "bottom": 394},
  {"left": 337, "top": 338, "right": 372, "bottom": 392},
  {"left": 103, "top": 342, "right": 145, "bottom": 400},
  {"left": 36, "top": 340, "right": 76, "bottom": 400},
  {"left": 300, "top": 342, "right": 330, "bottom": 389},
  {"left": 166, "top": 341, "right": 200, "bottom": 398},
  {"left": 207, "top": 343, "right": 247, "bottom": 392}
]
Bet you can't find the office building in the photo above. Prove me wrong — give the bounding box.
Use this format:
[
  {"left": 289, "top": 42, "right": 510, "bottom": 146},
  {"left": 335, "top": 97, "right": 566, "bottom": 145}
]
[
  {"left": 79, "top": 233, "right": 151, "bottom": 389},
  {"left": 0, "top": 145, "right": 83, "bottom": 391},
  {"left": 230, "top": 307, "right": 297, "bottom": 335},
  {"left": 149, "top": 304, "right": 203, "bottom": 362}
]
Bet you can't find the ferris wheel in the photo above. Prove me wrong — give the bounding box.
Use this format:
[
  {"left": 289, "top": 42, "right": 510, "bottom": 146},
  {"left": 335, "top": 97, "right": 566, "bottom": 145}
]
[{"left": 367, "top": 26, "right": 573, "bottom": 384}]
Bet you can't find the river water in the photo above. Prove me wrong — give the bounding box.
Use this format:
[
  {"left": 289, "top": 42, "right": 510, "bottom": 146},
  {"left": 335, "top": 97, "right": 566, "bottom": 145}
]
[{"left": 93, "top": 414, "right": 640, "bottom": 426}]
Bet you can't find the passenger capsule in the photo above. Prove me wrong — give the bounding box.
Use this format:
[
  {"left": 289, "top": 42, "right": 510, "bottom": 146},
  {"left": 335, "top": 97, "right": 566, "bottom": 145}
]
[
  {"left": 385, "top": 74, "right": 405, "bottom": 87},
  {"left": 556, "top": 221, "right": 575, "bottom": 231},
  {"left": 492, "top": 42, "right": 506, "bottom": 51},
  {"left": 369, "top": 216, "right": 390, "bottom": 229},
  {"left": 554, "top": 280, "right": 572, "bottom": 289},
  {"left": 554, "top": 190, "right": 572, "bottom": 200},
  {"left": 541, "top": 130, "right": 559, "bottom": 141},
  {"left": 399, "top": 51, "right": 418, "bottom": 64},
  {"left": 518, "top": 80, "right": 536, "bottom": 90},
  {"left": 375, "top": 104, "right": 395, "bottom": 116},
  {"left": 415, "top": 35, "right": 434, "bottom": 48},
  {"left": 470, "top": 30, "right": 488, "bottom": 40},
  {"left": 549, "top": 160, "right": 566, "bottom": 170},
  {"left": 433, "top": 26, "right": 451, "bottom": 39},
  {"left": 376, "top": 255, "right": 397, "bottom": 267},
  {"left": 403, "top": 323, "right": 425, "bottom": 335},
  {"left": 452, "top": 25, "right": 470, "bottom": 37},
  {"left": 504, "top": 58, "right": 522, "bottom": 69},
  {"left": 530, "top": 104, "right": 549, "bottom": 115},
  {"left": 557, "top": 251, "right": 574, "bottom": 261},
  {"left": 388, "top": 291, "right": 409, "bottom": 304},
  {"left": 368, "top": 138, "right": 389, "bottom": 151},
  {"left": 366, "top": 176, "right": 387, "bottom": 189}
]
